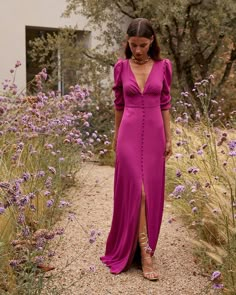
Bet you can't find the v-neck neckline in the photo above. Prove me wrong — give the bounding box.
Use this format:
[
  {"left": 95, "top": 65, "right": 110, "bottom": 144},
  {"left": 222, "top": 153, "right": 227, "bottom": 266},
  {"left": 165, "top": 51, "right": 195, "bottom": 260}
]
[{"left": 128, "top": 59, "right": 156, "bottom": 95}]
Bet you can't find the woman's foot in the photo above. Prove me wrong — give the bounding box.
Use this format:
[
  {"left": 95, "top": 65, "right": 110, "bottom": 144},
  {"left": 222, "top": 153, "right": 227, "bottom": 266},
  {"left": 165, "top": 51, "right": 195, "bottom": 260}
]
[{"left": 139, "top": 232, "right": 159, "bottom": 281}]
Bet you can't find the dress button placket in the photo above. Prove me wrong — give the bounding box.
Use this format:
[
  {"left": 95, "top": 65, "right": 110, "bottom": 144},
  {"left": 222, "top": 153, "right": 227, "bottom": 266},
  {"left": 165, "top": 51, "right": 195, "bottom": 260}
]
[{"left": 141, "top": 94, "right": 145, "bottom": 180}]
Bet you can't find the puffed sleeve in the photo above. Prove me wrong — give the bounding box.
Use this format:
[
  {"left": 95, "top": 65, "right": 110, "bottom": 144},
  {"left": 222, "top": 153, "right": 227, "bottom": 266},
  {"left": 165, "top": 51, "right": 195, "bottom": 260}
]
[
  {"left": 160, "top": 59, "right": 172, "bottom": 110},
  {"left": 112, "top": 60, "right": 124, "bottom": 111}
]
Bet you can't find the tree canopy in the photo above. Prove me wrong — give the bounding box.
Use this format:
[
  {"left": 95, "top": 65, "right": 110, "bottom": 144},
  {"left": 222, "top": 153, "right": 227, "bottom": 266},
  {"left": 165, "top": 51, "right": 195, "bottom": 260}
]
[{"left": 64, "top": 0, "right": 236, "bottom": 113}]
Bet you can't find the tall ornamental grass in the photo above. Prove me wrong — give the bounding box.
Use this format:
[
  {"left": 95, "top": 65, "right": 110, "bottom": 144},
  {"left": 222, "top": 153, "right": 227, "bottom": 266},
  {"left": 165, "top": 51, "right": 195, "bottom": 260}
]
[
  {"left": 167, "top": 76, "right": 236, "bottom": 294},
  {"left": 0, "top": 63, "right": 108, "bottom": 294}
]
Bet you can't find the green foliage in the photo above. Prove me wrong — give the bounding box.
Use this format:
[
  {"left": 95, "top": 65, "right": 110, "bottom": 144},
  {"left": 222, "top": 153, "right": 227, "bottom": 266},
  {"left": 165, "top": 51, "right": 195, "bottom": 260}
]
[{"left": 64, "top": 0, "right": 236, "bottom": 115}]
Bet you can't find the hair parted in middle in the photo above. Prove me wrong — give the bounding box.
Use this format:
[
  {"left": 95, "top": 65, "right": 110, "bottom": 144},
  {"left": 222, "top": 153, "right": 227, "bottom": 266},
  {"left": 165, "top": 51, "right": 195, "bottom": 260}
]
[{"left": 125, "top": 18, "right": 161, "bottom": 61}]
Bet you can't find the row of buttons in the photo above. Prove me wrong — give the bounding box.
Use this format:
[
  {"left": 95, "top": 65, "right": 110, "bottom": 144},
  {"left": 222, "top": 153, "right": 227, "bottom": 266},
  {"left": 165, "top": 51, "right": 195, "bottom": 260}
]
[{"left": 141, "top": 95, "right": 145, "bottom": 180}]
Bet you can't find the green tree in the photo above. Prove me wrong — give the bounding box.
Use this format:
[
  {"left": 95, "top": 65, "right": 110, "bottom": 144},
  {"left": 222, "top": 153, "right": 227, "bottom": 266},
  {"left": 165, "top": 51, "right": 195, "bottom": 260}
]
[{"left": 64, "top": 0, "right": 236, "bottom": 114}]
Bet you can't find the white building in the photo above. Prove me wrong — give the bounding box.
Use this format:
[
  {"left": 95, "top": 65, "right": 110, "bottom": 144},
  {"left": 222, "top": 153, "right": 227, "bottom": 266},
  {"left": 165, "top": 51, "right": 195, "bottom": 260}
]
[{"left": 0, "top": 0, "right": 99, "bottom": 92}]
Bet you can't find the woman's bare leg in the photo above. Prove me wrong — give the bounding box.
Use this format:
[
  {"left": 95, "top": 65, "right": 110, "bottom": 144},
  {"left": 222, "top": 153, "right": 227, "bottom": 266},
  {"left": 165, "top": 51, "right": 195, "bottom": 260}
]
[{"left": 138, "top": 184, "right": 159, "bottom": 280}]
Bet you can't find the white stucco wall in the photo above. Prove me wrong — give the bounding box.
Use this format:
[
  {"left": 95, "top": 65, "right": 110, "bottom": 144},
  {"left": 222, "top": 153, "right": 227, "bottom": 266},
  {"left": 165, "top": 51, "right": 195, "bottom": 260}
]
[{"left": 0, "top": 0, "right": 98, "bottom": 91}]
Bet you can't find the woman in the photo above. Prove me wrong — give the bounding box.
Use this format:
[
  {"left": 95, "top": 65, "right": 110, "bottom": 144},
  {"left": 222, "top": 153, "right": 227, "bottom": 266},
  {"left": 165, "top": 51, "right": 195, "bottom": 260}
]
[{"left": 100, "top": 18, "right": 172, "bottom": 281}]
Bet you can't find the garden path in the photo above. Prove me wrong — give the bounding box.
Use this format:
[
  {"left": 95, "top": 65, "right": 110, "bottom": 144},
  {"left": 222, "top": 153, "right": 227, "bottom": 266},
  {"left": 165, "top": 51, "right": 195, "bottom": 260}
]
[{"left": 42, "top": 162, "right": 212, "bottom": 295}]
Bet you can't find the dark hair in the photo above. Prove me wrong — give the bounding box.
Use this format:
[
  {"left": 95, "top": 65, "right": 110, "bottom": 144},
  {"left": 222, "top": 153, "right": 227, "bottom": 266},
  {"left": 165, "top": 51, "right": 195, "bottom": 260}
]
[{"left": 125, "top": 18, "right": 161, "bottom": 61}]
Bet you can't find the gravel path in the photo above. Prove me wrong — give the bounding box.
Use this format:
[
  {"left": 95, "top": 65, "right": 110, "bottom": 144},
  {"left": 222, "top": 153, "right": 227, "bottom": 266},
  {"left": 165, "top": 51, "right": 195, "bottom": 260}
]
[{"left": 42, "top": 162, "right": 212, "bottom": 295}]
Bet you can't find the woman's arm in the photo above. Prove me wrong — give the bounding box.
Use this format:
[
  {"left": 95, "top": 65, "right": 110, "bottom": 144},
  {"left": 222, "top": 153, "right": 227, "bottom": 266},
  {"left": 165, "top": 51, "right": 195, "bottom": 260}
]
[
  {"left": 161, "top": 109, "right": 172, "bottom": 161},
  {"left": 113, "top": 109, "right": 124, "bottom": 152}
]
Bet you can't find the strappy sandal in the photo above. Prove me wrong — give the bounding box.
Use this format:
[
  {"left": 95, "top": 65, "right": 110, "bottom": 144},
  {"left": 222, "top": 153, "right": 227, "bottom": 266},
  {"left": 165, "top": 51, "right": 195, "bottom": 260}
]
[{"left": 139, "top": 231, "right": 159, "bottom": 281}]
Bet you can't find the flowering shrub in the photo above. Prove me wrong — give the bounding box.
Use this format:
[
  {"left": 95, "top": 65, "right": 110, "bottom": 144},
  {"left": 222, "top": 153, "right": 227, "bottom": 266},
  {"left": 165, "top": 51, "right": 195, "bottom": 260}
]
[
  {"left": 167, "top": 76, "right": 236, "bottom": 293},
  {"left": 0, "top": 62, "right": 109, "bottom": 293}
]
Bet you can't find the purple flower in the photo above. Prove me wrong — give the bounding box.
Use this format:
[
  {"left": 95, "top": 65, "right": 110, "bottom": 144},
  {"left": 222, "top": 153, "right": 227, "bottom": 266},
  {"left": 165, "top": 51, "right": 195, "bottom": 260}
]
[
  {"left": 229, "top": 151, "right": 236, "bottom": 157},
  {"left": 47, "top": 199, "right": 54, "bottom": 208},
  {"left": 37, "top": 170, "right": 45, "bottom": 178},
  {"left": 22, "top": 226, "right": 30, "bottom": 237},
  {"left": 197, "top": 149, "right": 203, "bottom": 155},
  {"left": 89, "top": 265, "right": 96, "bottom": 272},
  {"left": 172, "top": 185, "right": 185, "bottom": 197},
  {"left": 9, "top": 260, "right": 20, "bottom": 267},
  {"left": 68, "top": 213, "right": 76, "bottom": 221},
  {"left": 89, "top": 236, "right": 96, "bottom": 244},
  {"left": 90, "top": 229, "right": 96, "bottom": 236},
  {"left": 228, "top": 140, "right": 236, "bottom": 150},
  {"left": 175, "top": 128, "right": 182, "bottom": 134},
  {"left": 48, "top": 250, "right": 56, "bottom": 257},
  {"left": 35, "top": 256, "right": 44, "bottom": 264},
  {"left": 192, "top": 207, "right": 198, "bottom": 213},
  {"left": 15, "top": 60, "right": 21, "bottom": 68},
  {"left": 55, "top": 228, "right": 64, "bottom": 235},
  {"left": 211, "top": 271, "right": 221, "bottom": 281},
  {"left": 176, "top": 170, "right": 182, "bottom": 177},
  {"left": 0, "top": 207, "right": 5, "bottom": 214},
  {"left": 59, "top": 200, "right": 70, "bottom": 208},
  {"left": 22, "top": 172, "right": 31, "bottom": 181},
  {"left": 212, "top": 284, "right": 224, "bottom": 289},
  {"left": 188, "top": 167, "right": 200, "bottom": 174}
]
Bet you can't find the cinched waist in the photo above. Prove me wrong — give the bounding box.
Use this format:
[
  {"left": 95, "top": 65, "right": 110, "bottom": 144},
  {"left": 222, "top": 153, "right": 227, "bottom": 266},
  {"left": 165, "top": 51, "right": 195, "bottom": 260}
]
[{"left": 124, "top": 105, "right": 161, "bottom": 109}]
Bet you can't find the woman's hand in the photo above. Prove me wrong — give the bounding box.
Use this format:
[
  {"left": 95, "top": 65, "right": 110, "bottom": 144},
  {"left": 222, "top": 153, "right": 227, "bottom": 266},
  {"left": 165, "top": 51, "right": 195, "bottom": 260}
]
[{"left": 164, "top": 140, "right": 172, "bottom": 161}]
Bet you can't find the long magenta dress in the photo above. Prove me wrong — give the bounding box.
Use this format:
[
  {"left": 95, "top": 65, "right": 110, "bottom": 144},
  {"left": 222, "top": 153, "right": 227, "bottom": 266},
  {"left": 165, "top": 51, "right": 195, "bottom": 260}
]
[{"left": 100, "top": 58, "right": 172, "bottom": 274}]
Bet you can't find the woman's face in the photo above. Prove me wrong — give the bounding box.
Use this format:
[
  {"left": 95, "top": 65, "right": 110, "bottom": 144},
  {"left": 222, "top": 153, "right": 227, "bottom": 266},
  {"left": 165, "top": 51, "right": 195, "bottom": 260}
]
[{"left": 128, "top": 36, "right": 153, "bottom": 60}]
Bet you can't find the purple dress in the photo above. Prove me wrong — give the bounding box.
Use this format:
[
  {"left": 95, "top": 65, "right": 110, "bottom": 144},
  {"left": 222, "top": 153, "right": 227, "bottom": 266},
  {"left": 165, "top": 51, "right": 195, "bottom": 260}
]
[{"left": 100, "top": 58, "right": 172, "bottom": 274}]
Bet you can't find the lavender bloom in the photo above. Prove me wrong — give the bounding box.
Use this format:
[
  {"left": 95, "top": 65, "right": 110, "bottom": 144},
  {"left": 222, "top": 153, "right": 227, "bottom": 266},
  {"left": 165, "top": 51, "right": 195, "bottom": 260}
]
[
  {"left": 90, "top": 229, "right": 96, "bottom": 236},
  {"left": 68, "top": 213, "right": 76, "bottom": 221},
  {"left": 9, "top": 260, "right": 20, "bottom": 267},
  {"left": 59, "top": 200, "right": 70, "bottom": 208},
  {"left": 192, "top": 207, "right": 198, "bottom": 213},
  {"left": 175, "top": 128, "right": 182, "bottom": 134},
  {"left": 197, "top": 149, "right": 203, "bottom": 155},
  {"left": 172, "top": 185, "right": 185, "bottom": 197},
  {"left": 188, "top": 167, "right": 200, "bottom": 174},
  {"left": 211, "top": 271, "right": 221, "bottom": 281},
  {"left": 229, "top": 151, "right": 236, "bottom": 157},
  {"left": 19, "top": 195, "right": 30, "bottom": 206},
  {"left": 0, "top": 207, "right": 5, "bottom": 214},
  {"left": 44, "top": 191, "right": 51, "bottom": 197},
  {"left": 55, "top": 228, "right": 64, "bottom": 235},
  {"left": 30, "top": 204, "right": 36, "bottom": 211},
  {"left": 36, "top": 238, "right": 46, "bottom": 250},
  {"left": 213, "top": 284, "right": 224, "bottom": 289},
  {"left": 45, "top": 177, "right": 52, "bottom": 189},
  {"left": 22, "top": 226, "right": 30, "bottom": 237},
  {"left": 35, "top": 256, "right": 44, "bottom": 264},
  {"left": 228, "top": 140, "right": 236, "bottom": 150},
  {"left": 37, "top": 170, "right": 45, "bottom": 178},
  {"left": 176, "top": 170, "right": 182, "bottom": 177},
  {"left": 22, "top": 172, "right": 31, "bottom": 181},
  {"left": 18, "top": 213, "right": 25, "bottom": 224},
  {"left": 48, "top": 250, "right": 56, "bottom": 257},
  {"left": 89, "top": 265, "right": 96, "bottom": 272},
  {"left": 15, "top": 60, "right": 21, "bottom": 68},
  {"left": 89, "top": 236, "right": 96, "bottom": 243},
  {"left": 46, "top": 199, "right": 54, "bottom": 208}
]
